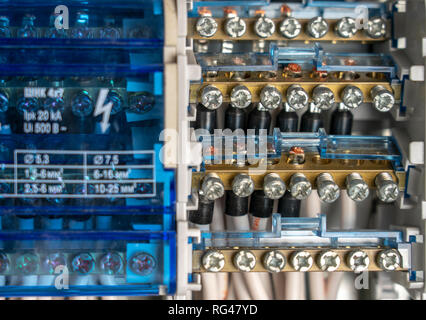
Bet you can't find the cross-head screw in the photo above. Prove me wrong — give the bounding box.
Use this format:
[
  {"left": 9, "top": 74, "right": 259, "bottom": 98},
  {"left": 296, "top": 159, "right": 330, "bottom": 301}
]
[
  {"left": 230, "top": 85, "right": 252, "bottom": 109},
  {"left": 289, "top": 173, "right": 312, "bottom": 200},
  {"left": 202, "top": 250, "right": 225, "bottom": 272},
  {"left": 347, "top": 250, "right": 370, "bottom": 272},
  {"left": 316, "top": 173, "right": 340, "bottom": 203},
  {"left": 254, "top": 16, "right": 275, "bottom": 38},
  {"left": 375, "top": 172, "right": 399, "bottom": 203},
  {"left": 260, "top": 85, "right": 282, "bottom": 110},
  {"left": 263, "top": 250, "right": 286, "bottom": 273},
  {"left": 199, "top": 173, "right": 225, "bottom": 201},
  {"left": 201, "top": 85, "right": 223, "bottom": 110},
  {"left": 307, "top": 16, "right": 329, "bottom": 38},
  {"left": 317, "top": 250, "right": 341, "bottom": 272},
  {"left": 279, "top": 17, "right": 301, "bottom": 39},
  {"left": 263, "top": 173, "right": 286, "bottom": 199},
  {"left": 233, "top": 250, "right": 256, "bottom": 272},
  {"left": 286, "top": 85, "right": 309, "bottom": 110},
  {"left": 291, "top": 251, "right": 313, "bottom": 271},
  {"left": 196, "top": 16, "right": 218, "bottom": 38},
  {"left": 377, "top": 249, "right": 401, "bottom": 271},
  {"left": 232, "top": 174, "right": 255, "bottom": 198},
  {"left": 346, "top": 173, "right": 369, "bottom": 202}
]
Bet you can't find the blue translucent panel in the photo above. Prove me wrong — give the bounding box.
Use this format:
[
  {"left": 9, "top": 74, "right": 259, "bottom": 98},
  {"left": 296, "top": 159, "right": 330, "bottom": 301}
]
[
  {"left": 198, "top": 129, "right": 282, "bottom": 163},
  {"left": 0, "top": 0, "right": 164, "bottom": 44},
  {"left": 197, "top": 129, "right": 403, "bottom": 168},
  {"left": 319, "top": 134, "right": 402, "bottom": 163},
  {"left": 317, "top": 52, "right": 397, "bottom": 79},
  {"left": 195, "top": 46, "right": 278, "bottom": 72},
  {"left": 0, "top": 48, "right": 162, "bottom": 76},
  {"left": 195, "top": 213, "right": 406, "bottom": 249},
  {"left": 277, "top": 45, "right": 397, "bottom": 78},
  {"left": 0, "top": 230, "right": 176, "bottom": 297},
  {"left": 189, "top": 1, "right": 386, "bottom": 19}
]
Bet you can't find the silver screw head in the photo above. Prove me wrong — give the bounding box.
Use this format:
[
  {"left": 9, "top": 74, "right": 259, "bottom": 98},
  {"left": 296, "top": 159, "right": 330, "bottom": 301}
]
[
  {"left": 260, "top": 85, "right": 282, "bottom": 110},
  {"left": 289, "top": 173, "right": 312, "bottom": 200},
  {"left": 202, "top": 250, "right": 225, "bottom": 272},
  {"left": 233, "top": 250, "right": 256, "bottom": 272},
  {"left": 196, "top": 16, "right": 218, "bottom": 38},
  {"left": 335, "top": 17, "right": 357, "bottom": 38},
  {"left": 347, "top": 250, "right": 370, "bottom": 272},
  {"left": 346, "top": 173, "right": 369, "bottom": 202},
  {"left": 232, "top": 174, "right": 255, "bottom": 197},
  {"left": 201, "top": 85, "right": 223, "bottom": 110},
  {"left": 312, "top": 86, "right": 335, "bottom": 110},
  {"left": 375, "top": 173, "right": 399, "bottom": 203},
  {"left": 341, "top": 85, "right": 364, "bottom": 109},
  {"left": 254, "top": 16, "right": 275, "bottom": 38},
  {"left": 286, "top": 85, "right": 309, "bottom": 110},
  {"left": 279, "top": 17, "right": 301, "bottom": 39},
  {"left": 307, "top": 16, "right": 329, "bottom": 38},
  {"left": 263, "top": 173, "right": 286, "bottom": 199},
  {"left": 199, "top": 173, "right": 225, "bottom": 201},
  {"left": 225, "top": 16, "right": 246, "bottom": 38},
  {"left": 230, "top": 85, "right": 252, "bottom": 109},
  {"left": 366, "top": 17, "right": 386, "bottom": 39},
  {"left": 263, "top": 250, "right": 286, "bottom": 273},
  {"left": 317, "top": 251, "right": 341, "bottom": 272},
  {"left": 371, "top": 86, "right": 395, "bottom": 112},
  {"left": 317, "top": 174, "right": 340, "bottom": 204},
  {"left": 291, "top": 251, "right": 313, "bottom": 271},
  {"left": 377, "top": 249, "right": 401, "bottom": 271}
]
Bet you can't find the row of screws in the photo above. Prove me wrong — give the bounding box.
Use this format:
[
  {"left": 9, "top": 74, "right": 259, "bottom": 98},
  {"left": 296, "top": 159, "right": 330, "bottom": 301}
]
[
  {"left": 0, "top": 13, "right": 144, "bottom": 40},
  {"left": 0, "top": 251, "right": 155, "bottom": 276},
  {"left": 196, "top": 15, "right": 386, "bottom": 40},
  {"left": 200, "top": 84, "right": 395, "bottom": 112},
  {"left": 201, "top": 248, "right": 401, "bottom": 273},
  {"left": 0, "top": 89, "right": 155, "bottom": 116},
  {"left": 200, "top": 172, "right": 399, "bottom": 203}
]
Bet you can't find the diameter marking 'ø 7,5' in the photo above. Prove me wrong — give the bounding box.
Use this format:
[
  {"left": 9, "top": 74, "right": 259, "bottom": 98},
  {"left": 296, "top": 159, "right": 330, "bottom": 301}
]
[{"left": 94, "top": 88, "right": 113, "bottom": 133}]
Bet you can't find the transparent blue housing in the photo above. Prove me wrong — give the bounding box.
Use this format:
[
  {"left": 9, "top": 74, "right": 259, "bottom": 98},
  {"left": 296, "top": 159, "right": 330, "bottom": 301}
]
[
  {"left": 0, "top": 0, "right": 176, "bottom": 297},
  {"left": 198, "top": 129, "right": 404, "bottom": 170},
  {"left": 0, "top": 229, "right": 176, "bottom": 297},
  {"left": 0, "top": 0, "right": 164, "bottom": 45}
]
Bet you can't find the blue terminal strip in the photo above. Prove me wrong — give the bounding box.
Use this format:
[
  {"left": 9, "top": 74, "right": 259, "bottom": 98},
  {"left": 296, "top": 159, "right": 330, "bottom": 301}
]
[
  {"left": 0, "top": 0, "right": 164, "bottom": 46},
  {"left": 190, "top": 1, "right": 387, "bottom": 19},
  {"left": 195, "top": 214, "right": 409, "bottom": 249},
  {"left": 198, "top": 128, "right": 404, "bottom": 170},
  {"left": 0, "top": 0, "right": 176, "bottom": 296},
  {"left": 0, "top": 230, "right": 176, "bottom": 297},
  {"left": 195, "top": 45, "right": 398, "bottom": 80}
]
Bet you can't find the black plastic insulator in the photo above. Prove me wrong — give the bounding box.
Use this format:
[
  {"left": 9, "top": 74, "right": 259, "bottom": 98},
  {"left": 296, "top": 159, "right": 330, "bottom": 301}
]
[
  {"left": 189, "top": 198, "right": 214, "bottom": 225},
  {"left": 300, "top": 110, "right": 323, "bottom": 132},
  {"left": 250, "top": 190, "right": 274, "bottom": 218},
  {"left": 277, "top": 109, "right": 298, "bottom": 132},
  {"left": 278, "top": 191, "right": 301, "bottom": 217},
  {"left": 225, "top": 106, "right": 246, "bottom": 132},
  {"left": 330, "top": 109, "right": 353, "bottom": 135},
  {"left": 225, "top": 190, "right": 248, "bottom": 216},
  {"left": 247, "top": 108, "right": 271, "bottom": 134},
  {"left": 195, "top": 103, "right": 216, "bottom": 134}
]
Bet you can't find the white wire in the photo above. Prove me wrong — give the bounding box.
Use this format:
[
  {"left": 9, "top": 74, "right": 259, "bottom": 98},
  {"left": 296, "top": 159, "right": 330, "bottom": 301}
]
[
  {"left": 272, "top": 273, "right": 286, "bottom": 300},
  {"left": 308, "top": 272, "right": 326, "bottom": 300},
  {"left": 233, "top": 273, "right": 252, "bottom": 300},
  {"left": 226, "top": 277, "right": 236, "bottom": 300},
  {"left": 212, "top": 197, "right": 229, "bottom": 300},
  {"left": 201, "top": 273, "right": 220, "bottom": 300},
  {"left": 326, "top": 273, "right": 344, "bottom": 300},
  {"left": 284, "top": 272, "right": 305, "bottom": 300}
]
